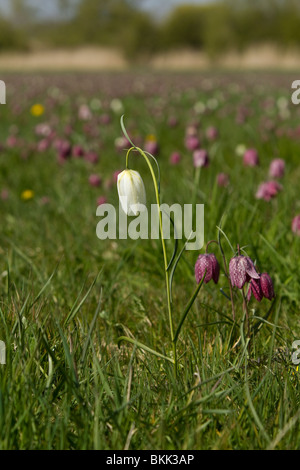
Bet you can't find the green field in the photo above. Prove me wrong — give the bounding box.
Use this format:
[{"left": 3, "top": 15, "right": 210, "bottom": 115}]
[{"left": 0, "top": 71, "right": 299, "bottom": 450}]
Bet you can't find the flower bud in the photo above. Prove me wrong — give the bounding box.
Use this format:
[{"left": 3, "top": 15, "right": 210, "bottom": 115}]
[
  {"left": 117, "top": 169, "right": 146, "bottom": 216},
  {"left": 195, "top": 253, "right": 220, "bottom": 284}
]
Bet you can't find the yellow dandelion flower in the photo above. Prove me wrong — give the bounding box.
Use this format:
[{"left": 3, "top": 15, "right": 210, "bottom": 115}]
[
  {"left": 146, "top": 134, "right": 157, "bottom": 142},
  {"left": 30, "top": 104, "right": 45, "bottom": 117},
  {"left": 21, "top": 190, "right": 35, "bottom": 201}
]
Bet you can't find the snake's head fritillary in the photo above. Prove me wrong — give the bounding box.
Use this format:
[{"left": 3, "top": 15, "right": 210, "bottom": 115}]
[
  {"left": 195, "top": 253, "right": 220, "bottom": 285},
  {"left": 229, "top": 255, "right": 260, "bottom": 289},
  {"left": 260, "top": 273, "right": 275, "bottom": 300}
]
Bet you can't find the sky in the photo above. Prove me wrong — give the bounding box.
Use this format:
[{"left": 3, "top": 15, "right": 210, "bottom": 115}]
[
  {"left": 0, "top": 0, "right": 215, "bottom": 20},
  {"left": 141, "top": 0, "right": 215, "bottom": 17}
]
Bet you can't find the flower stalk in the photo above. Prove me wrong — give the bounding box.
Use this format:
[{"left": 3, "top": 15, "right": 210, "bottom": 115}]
[{"left": 123, "top": 135, "right": 177, "bottom": 375}]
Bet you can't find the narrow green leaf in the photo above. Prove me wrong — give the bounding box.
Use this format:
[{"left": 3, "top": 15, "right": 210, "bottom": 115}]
[
  {"left": 169, "top": 230, "right": 194, "bottom": 302},
  {"left": 217, "top": 225, "right": 235, "bottom": 255},
  {"left": 173, "top": 271, "right": 206, "bottom": 343},
  {"left": 64, "top": 269, "right": 103, "bottom": 326},
  {"left": 117, "top": 336, "right": 174, "bottom": 364},
  {"left": 80, "top": 288, "right": 103, "bottom": 365},
  {"left": 120, "top": 114, "right": 136, "bottom": 149}
]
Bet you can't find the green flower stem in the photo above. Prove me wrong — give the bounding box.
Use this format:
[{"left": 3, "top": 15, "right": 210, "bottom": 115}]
[
  {"left": 127, "top": 146, "right": 177, "bottom": 376},
  {"left": 192, "top": 166, "right": 201, "bottom": 207},
  {"left": 242, "top": 287, "right": 250, "bottom": 338}
]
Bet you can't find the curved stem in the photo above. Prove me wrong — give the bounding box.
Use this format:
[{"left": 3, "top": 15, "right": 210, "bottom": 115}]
[
  {"left": 125, "top": 147, "right": 135, "bottom": 169},
  {"left": 205, "top": 240, "right": 219, "bottom": 254}
]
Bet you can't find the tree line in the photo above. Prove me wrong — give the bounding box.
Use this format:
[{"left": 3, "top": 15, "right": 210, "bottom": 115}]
[{"left": 1, "top": 0, "right": 300, "bottom": 59}]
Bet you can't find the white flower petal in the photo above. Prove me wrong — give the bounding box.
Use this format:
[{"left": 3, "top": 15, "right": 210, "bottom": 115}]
[{"left": 117, "top": 169, "right": 146, "bottom": 216}]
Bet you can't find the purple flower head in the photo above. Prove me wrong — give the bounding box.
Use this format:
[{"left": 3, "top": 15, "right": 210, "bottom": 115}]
[
  {"left": 255, "top": 180, "right": 282, "bottom": 201},
  {"left": 99, "top": 113, "right": 111, "bottom": 125},
  {"left": 35, "top": 123, "right": 52, "bottom": 137},
  {"left": 243, "top": 148, "right": 259, "bottom": 167},
  {"left": 6, "top": 135, "right": 18, "bottom": 148},
  {"left": 217, "top": 173, "right": 229, "bottom": 187},
  {"left": 78, "top": 103, "right": 92, "bottom": 121},
  {"left": 206, "top": 126, "right": 219, "bottom": 141},
  {"left": 229, "top": 255, "right": 260, "bottom": 289},
  {"left": 97, "top": 196, "right": 107, "bottom": 206},
  {"left": 72, "top": 145, "right": 85, "bottom": 158},
  {"left": 247, "top": 278, "right": 263, "bottom": 302},
  {"left": 169, "top": 151, "right": 181, "bottom": 165},
  {"left": 55, "top": 139, "right": 71, "bottom": 163},
  {"left": 185, "top": 135, "right": 200, "bottom": 151},
  {"left": 144, "top": 139, "right": 159, "bottom": 156},
  {"left": 260, "top": 273, "right": 275, "bottom": 300},
  {"left": 113, "top": 170, "right": 122, "bottom": 183},
  {"left": 84, "top": 151, "right": 99, "bottom": 164},
  {"left": 269, "top": 158, "right": 285, "bottom": 179},
  {"left": 89, "top": 174, "right": 102, "bottom": 187},
  {"left": 193, "top": 149, "right": 209, "bottom": 168},
  {"left": 168, "top": 116, "right": 178, "bottom": 128},
  {"left": 195, "top": 253, "right": 220, "bottom": 285},
  {"left": 292, "top": 215, "right": 300, "bottom": 236},
  {"left": 37, "top": 138, "right": 50, "bottom": 152},
  {"left": 1, "top": 189, "right": 9, "bottom": 201}
]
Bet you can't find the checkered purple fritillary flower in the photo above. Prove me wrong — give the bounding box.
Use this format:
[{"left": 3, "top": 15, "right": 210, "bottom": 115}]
[
  {"left": 195, "top": 253, "right": 220, "bottom": 285},
  {"left": 193, "top": 149, "right": 209, "bottom": 168},
  {"left": 247, "top": 272, "right": 275, "bottom": 302},
  {"left": 269, "top": 158, "right": 285, "bottom": 179},
  {"left": 247, "top": 278, "right": 263, "bottom": 302},
  {"left": 243, "top": 148, "right": 259, "bottom": 167},
  {"left": 259, "top": 273, "right": 275, "bottom": 300},
  {"left": 292, "top": 215, "right": 300, "bottom": 236},
  {"left": 229, "top": 255, "right": 260, "bottom": 289}
]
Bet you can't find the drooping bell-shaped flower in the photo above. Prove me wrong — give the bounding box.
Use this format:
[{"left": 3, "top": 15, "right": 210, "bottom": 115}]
[
  {"left": 144, "top": 137, "right": 159, "bottom": 156},
  {"left": 195, "top": 253, "right": 220, "bottom": 284},
  {"left": 243, "top": 148, "right": 259, "bottom": 167},
  {"left": 292, "top": 214, "right": 300, "bottom": 236},
  {"left": 260, "top": 272, "right": 275, "bottom": 300},
  {"left": 247, "top": 272, "right": 275, "bottom": 301},
  {"left": 269, "top": 158, "right": 285, "bottom": 179},
  {"left": 185, "top": 134, "right": 200, "bottom": 151},
  {"left": 217, "top": 172, "right": 229, "bottom": 187},
  {"left": 193, "top": 149, "right": 209, "bottom": 168},
  {"left": 89, "top": 174, "right": 102, "bottom": 187},
  {"left": 169, "top": 151, "right": 181, "bottom": 165},
  {"left": 229, "top": 255, "right": 260, "bottom": 289},
  {"left": 117, "top": 169, "right": 146, "bottom": 216},
  {"left": 255, "top": 180, "right": 282, "bottom": 201},
  {"left": 247, "top": 278, "right": 263, "bottom": 302}
]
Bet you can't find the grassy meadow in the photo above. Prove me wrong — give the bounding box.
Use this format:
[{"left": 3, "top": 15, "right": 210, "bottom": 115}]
[{"left": 0, "top": 70, "right": 300, "bottom": 450}]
